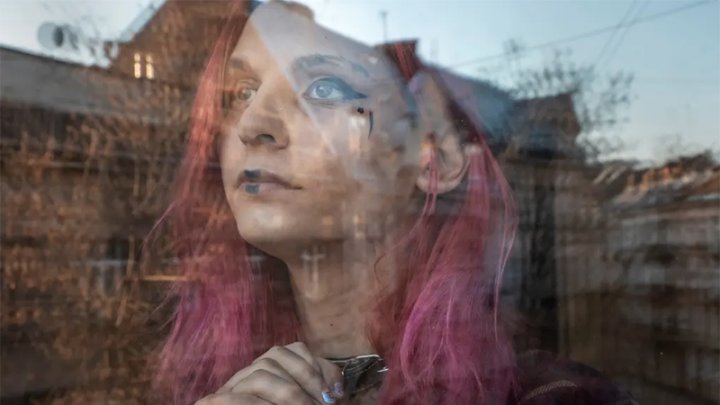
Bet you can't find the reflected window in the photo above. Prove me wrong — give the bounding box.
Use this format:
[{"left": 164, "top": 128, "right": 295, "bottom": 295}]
[
  {"left": 133, "top": 52, "right": 155, "bottom": 79},
  {"left": 145, "top": 54, "right": 155, "bottom": 79},
  {"left": 133, "top": 52, "right": 142, "bottom": 78}
]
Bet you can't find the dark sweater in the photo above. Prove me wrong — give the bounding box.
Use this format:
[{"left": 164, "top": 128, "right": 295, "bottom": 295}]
[{"left": 510, "top": 351, "right": 639, "bottom": 405}]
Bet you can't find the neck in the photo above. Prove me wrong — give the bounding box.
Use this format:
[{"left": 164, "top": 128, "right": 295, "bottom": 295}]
[{"left": 279, "top": 237, "right": 398, "bottom": 358}]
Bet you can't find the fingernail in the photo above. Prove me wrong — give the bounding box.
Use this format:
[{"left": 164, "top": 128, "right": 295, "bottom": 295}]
[
  {"left": 322, "top": 390, "right": 335, "bottom": 404},
  {"left": 333, "top": 382, "right": 344, "bottom": 397}
]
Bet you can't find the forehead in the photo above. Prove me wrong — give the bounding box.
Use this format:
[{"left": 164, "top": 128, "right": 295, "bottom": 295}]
[{"left": 231, "top": 2, "right": 395, "bottom": 80}]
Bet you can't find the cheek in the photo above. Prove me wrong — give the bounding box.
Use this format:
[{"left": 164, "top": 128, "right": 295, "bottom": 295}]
[
  {"left": 295, "top": 108, "right": 368, "bottom": 185},
  {"left": 218, "top": 134, "right": 246, "bottom": 194},
  {"left": 306, "top": 107, "right": 370, "bottom": 156},
  {"left": 292, "top": 106, "right": 420, "bottom": 207}
]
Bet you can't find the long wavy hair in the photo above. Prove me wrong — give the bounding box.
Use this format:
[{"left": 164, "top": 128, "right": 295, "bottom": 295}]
[{"left": 151, "top": 1, "right": 518, "bottom": 404}]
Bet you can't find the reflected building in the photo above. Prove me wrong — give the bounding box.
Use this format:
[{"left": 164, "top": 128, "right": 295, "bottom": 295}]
[
  {"left": 485, "top": 84, "right": 720, "bottom": 404},
  {"left": 1, "top": 1, "right": 231, "bottom": 402},
  {"left": 498, "top": 93, "right": 586, "bottom": 356},
  {"left": 598, "top": 154, "right": 720, "bottom": 404}
]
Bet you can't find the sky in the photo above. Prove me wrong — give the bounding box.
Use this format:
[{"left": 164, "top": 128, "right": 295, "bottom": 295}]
[{"left": 0, "top": 0, "right": 718, "bottom": 164}]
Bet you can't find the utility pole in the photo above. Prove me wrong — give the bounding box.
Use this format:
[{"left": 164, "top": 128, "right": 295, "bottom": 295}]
[
  {"left": 431, "top": 38, "right": 438, "bottom": 63},
  {"left": 379, "top": 10, "right": 388, "bottom": 42}
]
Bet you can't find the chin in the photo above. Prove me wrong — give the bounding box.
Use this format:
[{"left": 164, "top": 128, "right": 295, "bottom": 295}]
[
  {"left": 235, "top": 209, "right": 295, "bottom": 241},
  {"left": 233, "top": 208, "right": 341, "bottom": 247}
]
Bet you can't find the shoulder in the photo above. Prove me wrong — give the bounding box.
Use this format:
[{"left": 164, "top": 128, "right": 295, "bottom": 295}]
[{"left": 510, "top": 350, "right": 639, "bottom": 405}]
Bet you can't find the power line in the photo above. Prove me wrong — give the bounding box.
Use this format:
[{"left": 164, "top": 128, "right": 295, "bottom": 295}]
[
  {"left": 593, "top": 0, "right": 639, "bottom": 67},
  {"left": 575, "top": 0, "right": 649, "bottom": 88},
  {"left": 449, "top": 0, "right": 714, "bottom": 69},
  {"left": 600, "top": 1, "right": 650, "bottom": 69}
]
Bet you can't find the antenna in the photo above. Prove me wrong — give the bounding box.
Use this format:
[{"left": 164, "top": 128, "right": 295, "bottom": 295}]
[
  {"left": 431, "top": 38, "right": 438, "bottom": 63},
  {"left": 379, "top": 10, "right": 388, "bottom": 42}
]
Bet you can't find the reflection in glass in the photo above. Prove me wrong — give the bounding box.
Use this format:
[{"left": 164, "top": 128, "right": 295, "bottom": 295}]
[{"left": 0, "top": 0, "right": 717, "bottom": 404}]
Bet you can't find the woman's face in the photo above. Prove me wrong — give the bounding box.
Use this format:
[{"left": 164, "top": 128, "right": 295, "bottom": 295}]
[{"left": 218, "top": 2, "right": 424, "bottom": 250}]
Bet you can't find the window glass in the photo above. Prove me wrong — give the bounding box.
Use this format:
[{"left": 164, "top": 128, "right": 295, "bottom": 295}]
[{"left": 1, "top": 1, "right": 718, "bottom": 404}]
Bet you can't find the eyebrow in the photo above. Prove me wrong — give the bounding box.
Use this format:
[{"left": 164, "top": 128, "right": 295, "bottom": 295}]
[
  {"left": 291, "top": 54, "right": 370, "bottom": 78},
  {"left": 228, "top": 57, "right": 253, "bottom": 73},
  {"left": 227, "top": 53, "right": 371, "bottom": 79}
]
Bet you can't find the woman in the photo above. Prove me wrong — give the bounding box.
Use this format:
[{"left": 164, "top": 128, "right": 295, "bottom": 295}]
[{"left": 152, "top": 1, "right": 634, "bottom": 404}]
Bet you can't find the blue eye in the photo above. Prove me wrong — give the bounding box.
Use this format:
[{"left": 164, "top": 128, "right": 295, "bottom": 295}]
[{"left": 304, "top": 77, "right": 367, "bottom": 102}]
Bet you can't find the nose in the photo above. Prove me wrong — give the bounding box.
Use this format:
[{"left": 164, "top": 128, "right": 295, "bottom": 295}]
[
  {"left": 238, "top": 129, "right": 284, "bottom": 148},
  {"left": 236, "top": 81, "right": 292, "bottom": 149}
]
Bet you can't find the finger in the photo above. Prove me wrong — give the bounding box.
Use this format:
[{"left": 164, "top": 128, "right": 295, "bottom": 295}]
[
  {"left": 243, "top": 396, "right": 275, "bottom": 405},
  {"left": 316, "top": 358, "right": 344, "bottom": 399},
  {"left": 235, "top": 369, "right": 317, "bottom": 405},
  {"left": 263, "top": 346, "right": 335, "bottom": 404},
  {"left": 284, "top": 342, "right": 323, "bottom": 375},
  {"left": 285, "top": 343, "right": 343, "bottom": 399},
  {"left": 269, "top": 359, "right": 340, "bottom": 404},
  {"left": 230, "top": 358, "right": 295, "bottom": 391},
  {"left": 217, "top": 348, "right": 298, "bottom": 394},
  {"left": 217, "top": 364, "right": 259, "bottom": 394},
  {"left": 196, "top": 392, "right": 275, "bottom": 405}
]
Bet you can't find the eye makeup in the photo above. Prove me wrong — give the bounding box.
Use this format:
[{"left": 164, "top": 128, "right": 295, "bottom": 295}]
[
  {"left": 302, "top": 76, "right": 367, "bottom": 104},
  {"left": 290, "top": 54, "right": 370, "bottom": 80},
  {"left": 293, "top": 59, "right": 372, "bottom": 105},
  {"left": 368, "top": 110, "right": 374, "bottom": 138},
  {"left": 353, "top": 106, "right": 374, "bottom": 138}
]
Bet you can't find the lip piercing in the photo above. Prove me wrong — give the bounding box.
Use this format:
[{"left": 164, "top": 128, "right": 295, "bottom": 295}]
[{"left": 244, "top": 169, "right": 260, "bottom": 179}]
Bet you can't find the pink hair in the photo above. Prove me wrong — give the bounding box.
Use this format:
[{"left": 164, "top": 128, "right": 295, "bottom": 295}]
[{"left": 151, "top": 2, "right": 518, "bottom": 404}]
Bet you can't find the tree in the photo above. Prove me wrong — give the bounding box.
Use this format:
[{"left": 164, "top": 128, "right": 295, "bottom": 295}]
[{"left": 486, "top": 39, "right": 634, "bottom": 161}]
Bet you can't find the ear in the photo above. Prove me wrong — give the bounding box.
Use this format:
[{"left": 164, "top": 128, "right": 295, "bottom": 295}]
[
  {"left": 411, "top": 72, "right": 471, "bottom": 194},
  {"left": 416, "top": 129, "right": 471, "bottom": 194}
]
